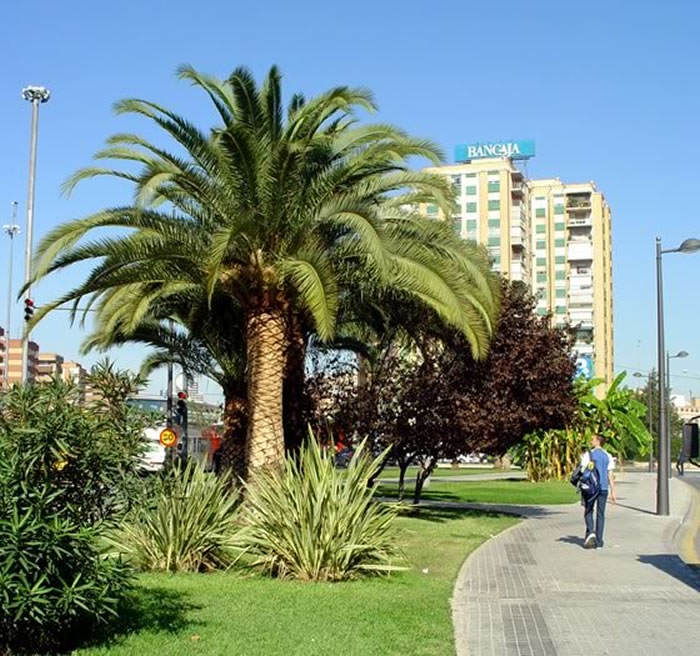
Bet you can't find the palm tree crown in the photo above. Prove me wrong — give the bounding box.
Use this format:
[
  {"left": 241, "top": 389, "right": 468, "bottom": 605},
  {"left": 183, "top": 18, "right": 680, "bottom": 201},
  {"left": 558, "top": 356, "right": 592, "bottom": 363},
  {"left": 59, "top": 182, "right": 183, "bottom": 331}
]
[{"left": 31, "top": 65, "right": 499, "bottom": 474}]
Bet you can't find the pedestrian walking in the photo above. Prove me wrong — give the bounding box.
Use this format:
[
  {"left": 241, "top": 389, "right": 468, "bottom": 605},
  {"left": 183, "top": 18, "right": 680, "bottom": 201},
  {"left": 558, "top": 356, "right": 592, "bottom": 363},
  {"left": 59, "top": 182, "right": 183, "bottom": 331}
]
[{"left": 580, "top": 434, "right": 616, "bottom": 549}]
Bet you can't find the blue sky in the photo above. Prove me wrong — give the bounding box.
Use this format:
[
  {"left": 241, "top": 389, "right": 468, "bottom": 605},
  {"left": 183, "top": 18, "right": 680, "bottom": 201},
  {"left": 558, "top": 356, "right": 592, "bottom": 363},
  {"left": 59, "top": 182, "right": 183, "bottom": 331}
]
[{"left": 2, "top": 0, "right": 699, "bottom": 399}]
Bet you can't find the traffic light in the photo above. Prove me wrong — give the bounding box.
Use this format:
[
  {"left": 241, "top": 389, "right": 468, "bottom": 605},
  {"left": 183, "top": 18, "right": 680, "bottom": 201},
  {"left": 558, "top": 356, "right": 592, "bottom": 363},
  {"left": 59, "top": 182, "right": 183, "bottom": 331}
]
[
  {"left": 175, "top": 391, "right": 188, "bottom": 427},
  {"left": 24, "top": 298, "right": 35, "bottom": 322}
]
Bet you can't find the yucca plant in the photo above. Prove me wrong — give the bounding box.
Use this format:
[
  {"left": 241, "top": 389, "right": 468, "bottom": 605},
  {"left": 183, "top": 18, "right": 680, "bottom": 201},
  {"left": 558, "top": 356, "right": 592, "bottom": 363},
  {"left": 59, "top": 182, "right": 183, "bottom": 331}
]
[
  {"left": 235, "top": 431, "right": 403, "bottom": 581},
  {"left": 112, "top": 461, "right": 240, "bottom": 572}
]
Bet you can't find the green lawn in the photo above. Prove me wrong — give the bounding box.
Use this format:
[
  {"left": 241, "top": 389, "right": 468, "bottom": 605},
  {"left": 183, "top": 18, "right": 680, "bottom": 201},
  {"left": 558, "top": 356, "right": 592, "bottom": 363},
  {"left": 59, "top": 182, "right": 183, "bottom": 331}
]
[
  {"left": 377, "top": 478, "right": 578, "bottom": 505},
  {"left": 77, "top": 509, "right": 516, "bottom": 656},
  {"left": 378, "top": 466, "right": 501, "bottom": 479}
]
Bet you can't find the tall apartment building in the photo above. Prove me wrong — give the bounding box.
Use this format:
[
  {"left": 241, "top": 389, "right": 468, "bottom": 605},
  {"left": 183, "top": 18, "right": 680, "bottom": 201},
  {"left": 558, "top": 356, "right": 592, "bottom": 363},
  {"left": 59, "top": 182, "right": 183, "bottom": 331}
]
[
  {"left": 528, "top": 179, "right": 613, "bottom": 384},
  {"left": 424, "top": 158, "right": 530, "bottom": 283},
  {"left": 62, "top": 360, "right": 89, "bottom": 404},
  {"left": 424, "top": 141, "right": 613, "bottom": 385}
]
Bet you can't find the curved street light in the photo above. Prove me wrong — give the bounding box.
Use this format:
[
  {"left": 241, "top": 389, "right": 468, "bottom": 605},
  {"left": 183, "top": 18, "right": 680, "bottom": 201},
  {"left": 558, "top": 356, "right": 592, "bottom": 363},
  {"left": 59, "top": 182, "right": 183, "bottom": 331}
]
[{"left": 655, "top": 237, "right": 700, "bottom": 515}]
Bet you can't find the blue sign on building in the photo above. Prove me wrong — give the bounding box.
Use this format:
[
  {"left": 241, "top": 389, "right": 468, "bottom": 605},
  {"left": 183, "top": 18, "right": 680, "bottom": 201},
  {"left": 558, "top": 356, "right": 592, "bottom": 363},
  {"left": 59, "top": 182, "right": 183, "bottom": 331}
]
[
  {"left": 455, "top": 140, "right": 535, "bottom": 162},
  {"left": 575, "top": 354, "right": 594, "bottom": 380}
]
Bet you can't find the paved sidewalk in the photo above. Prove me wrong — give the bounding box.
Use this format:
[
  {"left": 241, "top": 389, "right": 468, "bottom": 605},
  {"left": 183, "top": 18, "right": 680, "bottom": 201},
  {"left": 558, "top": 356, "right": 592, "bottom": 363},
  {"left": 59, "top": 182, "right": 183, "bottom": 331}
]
[{"left": 452, "top": 473, "right": 700, "bottom": 656}]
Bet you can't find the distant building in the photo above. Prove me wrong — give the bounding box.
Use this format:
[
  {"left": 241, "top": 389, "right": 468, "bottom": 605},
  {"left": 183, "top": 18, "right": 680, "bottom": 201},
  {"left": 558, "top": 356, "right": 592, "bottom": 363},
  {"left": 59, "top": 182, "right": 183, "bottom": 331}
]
[
  {"left": 4, "top": 339, "right": 39, "bottom": 385},
  {"left": 0, "top": 327, "right": 6, "bottom": 387},
  {"left": 37, "top": 352, "right": 65, "bottom": 382},
  {"left": 672, "top": 395, "right": 700, "bottom": 423},
  {"left": 62, "top": 360, "right": 89, "bottom": 404}
]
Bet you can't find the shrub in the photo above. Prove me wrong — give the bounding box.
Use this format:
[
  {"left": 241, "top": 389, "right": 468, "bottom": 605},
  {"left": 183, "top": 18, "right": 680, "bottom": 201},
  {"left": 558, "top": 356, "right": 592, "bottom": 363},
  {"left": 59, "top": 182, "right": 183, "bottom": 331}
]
[
  {"left": 112, "top": 461, "right": 240, "bottom": 572},
  {"left": 234, "top": 432, "right": 403, "bottom": 581},
  {"left": 0, "top": 381, "right": 141, "bottom": 653}
]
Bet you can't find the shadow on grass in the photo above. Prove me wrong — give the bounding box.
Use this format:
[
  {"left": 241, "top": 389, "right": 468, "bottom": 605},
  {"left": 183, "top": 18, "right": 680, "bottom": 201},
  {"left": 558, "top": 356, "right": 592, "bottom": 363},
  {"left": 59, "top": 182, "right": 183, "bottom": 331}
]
[
  {"left": 397, "top": 506, "right": 508, "bottom": 523},
  {"left": 82, "top": 585, "right": 202, "bottom": 651}
]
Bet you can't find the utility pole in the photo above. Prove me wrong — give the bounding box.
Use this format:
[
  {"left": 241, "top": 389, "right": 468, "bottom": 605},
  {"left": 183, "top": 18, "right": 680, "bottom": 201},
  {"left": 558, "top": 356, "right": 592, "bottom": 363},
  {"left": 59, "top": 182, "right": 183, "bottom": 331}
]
[
  {"left": 3, "top": 202, "right": 20, "bottom": 389},
  {"left": 20, "top": 86, "right": 50, "bottom": 383}
]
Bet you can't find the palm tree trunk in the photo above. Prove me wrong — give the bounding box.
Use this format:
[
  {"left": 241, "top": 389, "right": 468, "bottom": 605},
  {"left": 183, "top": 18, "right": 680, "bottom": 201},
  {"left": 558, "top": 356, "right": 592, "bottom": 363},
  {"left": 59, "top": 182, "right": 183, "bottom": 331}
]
[
  {"left": 246, "top": 309, "right": 287, "bottom": 471},
  {"left": 283, "top": 313, "right": 308, "bottom": 455},
  {"left": 218, "top": 388, "right": 248, "bottom": 481}
]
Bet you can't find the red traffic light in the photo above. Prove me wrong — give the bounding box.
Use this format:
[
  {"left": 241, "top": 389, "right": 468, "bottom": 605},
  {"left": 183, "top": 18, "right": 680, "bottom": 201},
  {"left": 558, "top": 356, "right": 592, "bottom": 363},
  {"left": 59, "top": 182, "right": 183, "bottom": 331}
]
[
  {"left": 177, "top": 391, "right": 187, "bottom": 400},
  {"left": 24, "top": 298, "right": 34, "bottom": 308}
]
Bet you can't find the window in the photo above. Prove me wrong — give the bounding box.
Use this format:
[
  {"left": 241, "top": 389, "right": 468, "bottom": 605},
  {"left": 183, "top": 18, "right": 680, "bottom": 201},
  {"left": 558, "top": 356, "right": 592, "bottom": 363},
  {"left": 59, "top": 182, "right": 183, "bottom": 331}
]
[
  {"left": 555, "top": 238, "right": 566, "bottom": 247},
  {"left": 466, "top": 219, "right": 477, "bottom": 230},
  {"left": 536, "top": 257, "right": 546, "bottom": 267},
  {"left": 556, "top": 306, "right": 566, "bottom": 315},
  {"left": 466, "top": 185, "right": 477, "bottom": 195},
  {"left": 537, "top": 307, "right": 548, "bottom": 316},
  {"left": 536, "top": 240, "right": 546, "bottom": 250},
  {"left": 488, "top": 219, "right": 500, "bottom": 228},
  {"left": 488, "top": 237, "right": 501, "bottom": 247},
  {"left": 488, "top": 181, "right": 500, "bottom": 192},
  {"left": 488, "top": 200, "right": 500, "bottom": 211},
  {"left": 537, "top": 287, "right": 547, "bottom": 298},
  {"left": 554, "top": 204, "right": 564, "bottom": 215},
  {"left": 556, "top": 288, "right": 566, "bottom": 298},
  {"left": 466, "top": 202, "right": 477, "bottom": 213},
  {"left": 465, "top": 172, "right": 476, "bottom": 178},
  {"left": 536, "top": 224, "right": 546, "bottom": 234},
  {"left": 555, "top": 255, "right": 566, "bottom": 265},
  {"left": 487, "top": 170, "right": 499, "bottom": 175},
  {"left": 535, "top": 208, "right": 546, "bottom": 218},
  {"left": 451, "top": 175, "right": 461, "bottom": 186},
  {"left": 537, "top": 272, "right": 547, "bottom": 283},
  {"left": 554, "top": 222, "right": 565, "bottom": 232},
  {"left": 427, "top": 204, "right": 438, "bottom": 215},
  {"left": 535, "top": 196, "right": 545, "bottom": 201},
  {"left": 453, "top": 218, "right": 462, "bottom": 234},
  {"left": 555, "top": 271, "right": 566, "bottom": 280}
]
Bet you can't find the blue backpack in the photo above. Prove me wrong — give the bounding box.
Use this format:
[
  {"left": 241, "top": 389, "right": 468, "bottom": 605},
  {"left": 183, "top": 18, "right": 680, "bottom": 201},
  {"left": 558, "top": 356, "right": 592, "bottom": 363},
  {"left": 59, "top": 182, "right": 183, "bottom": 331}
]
[{"left": 573, "top": 450, "right": 601, "bottom": 501}]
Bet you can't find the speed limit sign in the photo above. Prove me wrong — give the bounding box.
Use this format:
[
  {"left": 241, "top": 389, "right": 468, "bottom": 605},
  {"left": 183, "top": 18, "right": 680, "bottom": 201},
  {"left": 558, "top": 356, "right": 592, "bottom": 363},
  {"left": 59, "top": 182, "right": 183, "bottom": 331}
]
[{"left": 159, "top": 427, "right": 179, "bottom": 448}]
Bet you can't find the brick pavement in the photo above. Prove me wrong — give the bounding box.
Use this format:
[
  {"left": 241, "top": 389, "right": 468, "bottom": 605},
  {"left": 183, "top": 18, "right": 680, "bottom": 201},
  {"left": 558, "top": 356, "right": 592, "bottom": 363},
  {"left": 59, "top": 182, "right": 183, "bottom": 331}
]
[{"left": 451, "top": 473, "right": 700, "bottom": 656}]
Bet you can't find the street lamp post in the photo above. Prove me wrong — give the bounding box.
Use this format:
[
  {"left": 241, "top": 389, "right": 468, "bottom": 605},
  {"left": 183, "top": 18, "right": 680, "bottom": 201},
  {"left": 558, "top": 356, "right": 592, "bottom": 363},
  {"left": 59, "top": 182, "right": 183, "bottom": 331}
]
[
  {"left": 3, "top": 202, "right": 20, "bottom": 389},
  {"left": 666, "top": 350, "right": 688, "bottom": 478},
  {"left": 633, "top": 371, "right": 654, "bottom": 472},
  {"left": 655, "top": 237, "right": 700, "bottom": 515},
  {"left": 20, "top": 85, "right": 50, "bottom": 384}
]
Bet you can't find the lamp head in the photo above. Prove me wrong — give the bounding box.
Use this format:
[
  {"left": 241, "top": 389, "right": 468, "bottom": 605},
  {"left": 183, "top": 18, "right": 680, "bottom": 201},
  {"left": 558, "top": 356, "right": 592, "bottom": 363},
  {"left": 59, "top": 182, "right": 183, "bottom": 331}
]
[
  {"left": 21, "top": 86, "right": 50, "bottom": 103},
  {"left": 678, "top": 238, "right": 700, "bottom": 254},
  {"left": 675, "top": 350, "right": 689, "bottom": 358}
]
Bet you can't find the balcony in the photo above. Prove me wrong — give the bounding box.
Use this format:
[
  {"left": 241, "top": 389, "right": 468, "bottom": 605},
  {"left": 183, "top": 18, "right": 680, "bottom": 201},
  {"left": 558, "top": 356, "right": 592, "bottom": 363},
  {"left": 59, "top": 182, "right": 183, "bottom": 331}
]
[
  {"left": 568, "top": 241, "right": 593, "bottom": 261},
  {"left": 568, "top": 215, "right": 592, "bottom": 227},
  {"left": 510, "top": 226, "right": 526, "bottom": 248},
  {"left": 566, "top": 195, "right": 592, "bottom": 212},
  {"left": 511, "top": 182, "right": 524, "bottom": 198}
]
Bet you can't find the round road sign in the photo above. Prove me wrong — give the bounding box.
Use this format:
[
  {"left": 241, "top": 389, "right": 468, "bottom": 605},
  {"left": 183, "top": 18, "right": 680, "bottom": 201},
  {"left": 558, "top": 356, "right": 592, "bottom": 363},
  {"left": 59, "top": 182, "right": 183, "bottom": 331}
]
[{"left": 159, "top": 427, "right": 178, "bottom": 448}]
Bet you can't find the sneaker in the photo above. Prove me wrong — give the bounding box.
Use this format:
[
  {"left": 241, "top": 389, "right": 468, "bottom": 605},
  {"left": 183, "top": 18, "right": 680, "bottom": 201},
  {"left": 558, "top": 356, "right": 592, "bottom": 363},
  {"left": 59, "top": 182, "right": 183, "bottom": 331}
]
[{"left": 584, "top": 533, "right": 597, "bottom": 549}]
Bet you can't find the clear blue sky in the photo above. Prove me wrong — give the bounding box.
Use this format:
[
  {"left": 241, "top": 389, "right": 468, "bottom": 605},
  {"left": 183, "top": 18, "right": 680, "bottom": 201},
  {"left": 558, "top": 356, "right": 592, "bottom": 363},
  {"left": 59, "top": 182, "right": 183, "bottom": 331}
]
[{"left": 2, "top": 0, "right": 699, "bottom": 399}]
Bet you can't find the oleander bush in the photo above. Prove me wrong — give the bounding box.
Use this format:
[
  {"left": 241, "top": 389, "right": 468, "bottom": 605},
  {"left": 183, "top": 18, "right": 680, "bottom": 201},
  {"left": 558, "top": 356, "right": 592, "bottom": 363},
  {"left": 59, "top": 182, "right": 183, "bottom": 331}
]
[
  {"left": 234, "top": 432, "right": 403, "bottom": 581},
  {"left": 112, "top": 460, "right": 240, "bottom": 572},
  {"left": 0, "top": 380, "right": 144, "bottom": 654}
]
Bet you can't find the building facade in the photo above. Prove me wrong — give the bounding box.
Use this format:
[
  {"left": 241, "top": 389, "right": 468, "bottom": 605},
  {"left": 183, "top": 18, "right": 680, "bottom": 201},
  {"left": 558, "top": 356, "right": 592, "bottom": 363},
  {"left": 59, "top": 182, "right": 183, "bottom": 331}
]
[
  {"left": 424, "top": 153, "right": 613, "bottom": 385},
  {"left": 37, "top": 352, "right": 65, "bottom": 382},
  {"left": 4, "top": 338, "right": 40, "bottom": 385}
]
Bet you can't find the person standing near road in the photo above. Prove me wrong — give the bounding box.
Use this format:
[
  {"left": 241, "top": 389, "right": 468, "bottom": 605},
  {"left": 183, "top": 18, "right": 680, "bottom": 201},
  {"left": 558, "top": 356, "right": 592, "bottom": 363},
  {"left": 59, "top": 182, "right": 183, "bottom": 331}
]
[{"left": 581, "top": 434, "right": 616, "bottom": 549}]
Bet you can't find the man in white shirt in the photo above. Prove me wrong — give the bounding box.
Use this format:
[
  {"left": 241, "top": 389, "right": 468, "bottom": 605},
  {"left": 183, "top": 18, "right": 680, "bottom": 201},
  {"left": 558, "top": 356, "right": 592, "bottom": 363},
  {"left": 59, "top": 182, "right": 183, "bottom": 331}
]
[{"left": 581, "top": 434, "right": 616, "bottom": 549}]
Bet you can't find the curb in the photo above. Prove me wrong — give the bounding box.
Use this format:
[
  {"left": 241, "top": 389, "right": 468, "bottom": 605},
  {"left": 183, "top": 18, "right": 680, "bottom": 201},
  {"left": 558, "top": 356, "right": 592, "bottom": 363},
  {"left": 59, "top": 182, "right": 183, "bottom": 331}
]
[{"left": 674, "top": 477, "right": 700, "bottom": 567}]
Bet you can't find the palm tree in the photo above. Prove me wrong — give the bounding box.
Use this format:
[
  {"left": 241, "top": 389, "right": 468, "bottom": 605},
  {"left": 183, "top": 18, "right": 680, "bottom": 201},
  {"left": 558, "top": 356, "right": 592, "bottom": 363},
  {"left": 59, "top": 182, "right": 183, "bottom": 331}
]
[{"left": 30, "top": 65, "right": 499, "bottom": 475}]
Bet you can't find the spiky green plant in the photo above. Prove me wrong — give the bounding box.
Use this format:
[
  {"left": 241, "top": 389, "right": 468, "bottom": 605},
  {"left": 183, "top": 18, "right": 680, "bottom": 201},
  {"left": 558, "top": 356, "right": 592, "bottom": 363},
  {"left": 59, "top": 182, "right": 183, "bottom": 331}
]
[
  {"left": 112, "top": 461, "right": 240, "bottom": 572},
  {"left": 234, "top": 431, "right": 403, "bottom": 581},
  {"left": 28, "top": 64, "right": 499, "bottom": 477}
]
